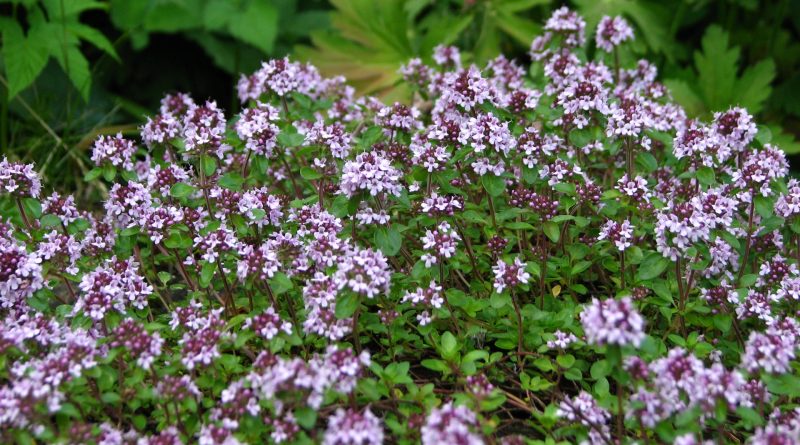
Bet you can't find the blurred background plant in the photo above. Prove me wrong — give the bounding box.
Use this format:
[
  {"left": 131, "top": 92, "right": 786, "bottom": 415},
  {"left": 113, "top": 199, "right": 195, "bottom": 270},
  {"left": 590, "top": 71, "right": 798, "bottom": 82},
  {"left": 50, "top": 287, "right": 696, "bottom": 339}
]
[{"left": 1, "top": 0, "right": 799, "bottom": 195}]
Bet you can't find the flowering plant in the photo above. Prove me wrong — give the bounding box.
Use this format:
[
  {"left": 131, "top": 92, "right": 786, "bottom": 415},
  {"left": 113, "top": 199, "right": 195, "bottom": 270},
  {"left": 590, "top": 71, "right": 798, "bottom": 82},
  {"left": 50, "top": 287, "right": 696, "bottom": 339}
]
[{"left": 2, "top": 8, "right": 799, "bottom": 444}]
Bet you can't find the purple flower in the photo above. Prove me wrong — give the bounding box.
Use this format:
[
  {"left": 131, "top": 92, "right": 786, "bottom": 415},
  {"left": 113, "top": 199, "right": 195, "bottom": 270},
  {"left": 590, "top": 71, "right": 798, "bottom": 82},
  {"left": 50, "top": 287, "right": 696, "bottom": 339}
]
[
  {"left": 335, "top": 246, "right": 392, "bottom": 298},
  {"left": 182, "top": 100, "right": 228, "bottom": 155},
  {"left": 0, "top": 239, "right": 43, "bottom": 308},
  {"left": 580, "top": 296, "right": 645, "bottom": 347},
  {"left": 598, "top": 219, "right": 634, "bottom": 251},
  {"left": 243, "top": 306, "right": 292, "bottom": 340},
  {"left": 91, "top": 133, "right": 137, "bottom": 170},
  {"left": 492, "top": 257, "right": 531, "bottom": 294},
  {"left": 595, "top": 16, "right": 634, "bottom": 52},
  {"left": 421, "top": 222, "right": 460, "bottom": 267},
  {"left": 421, "top": 402, "right": 483, "bottom": 445},
  {"left": 0, "top": 157, "right": 41, "bottom": 198},
  {"left": 235, "top": 102, "right": 281, "bottom": 157},
  {"left": 110, "top": 319, "right": 164, "bottom": 369},
  {"left": 340, "top": 152, "right": 403, "bottom": 198},
  {"left": 323, "top": 408, "right": 384, "bottom": 445}
]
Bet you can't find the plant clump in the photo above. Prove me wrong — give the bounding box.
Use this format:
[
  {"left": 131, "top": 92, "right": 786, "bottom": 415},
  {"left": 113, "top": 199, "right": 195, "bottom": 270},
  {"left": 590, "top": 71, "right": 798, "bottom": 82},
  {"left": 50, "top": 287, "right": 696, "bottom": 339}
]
[{"left": 1, "top": 7, "right": 799, "bottom": 445}]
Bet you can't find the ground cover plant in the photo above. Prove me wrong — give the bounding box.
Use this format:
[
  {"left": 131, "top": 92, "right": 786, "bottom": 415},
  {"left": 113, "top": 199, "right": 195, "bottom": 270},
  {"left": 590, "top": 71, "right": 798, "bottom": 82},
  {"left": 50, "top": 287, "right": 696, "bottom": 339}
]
[{"left": 3, "top": 7, "right": 800, "bottom": 444}]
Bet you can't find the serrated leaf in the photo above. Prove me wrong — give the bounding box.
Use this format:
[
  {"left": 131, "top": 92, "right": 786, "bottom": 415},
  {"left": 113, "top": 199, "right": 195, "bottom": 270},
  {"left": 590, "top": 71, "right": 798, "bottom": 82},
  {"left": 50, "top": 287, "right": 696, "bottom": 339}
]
[
  {"left": 735, "top": 58, "right": 775, "bottom": 114},
  {"left": 695, "top": 25, "right": 739, "bottom": 111},
  {"left": 67, "top": 23, "right": 120, "bottom": 61}
]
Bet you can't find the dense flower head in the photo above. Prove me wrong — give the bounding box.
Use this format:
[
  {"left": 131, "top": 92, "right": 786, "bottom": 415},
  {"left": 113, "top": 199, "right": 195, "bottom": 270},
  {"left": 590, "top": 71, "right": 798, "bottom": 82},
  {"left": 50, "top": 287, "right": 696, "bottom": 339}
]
[
  {"left": 598, "top": 219, "right": 634, "bottom": 250},
  {"left": 322, "top": 408, "right": 384, "bottom": 445},
  {"left": 421, "top": 402, "right": 483, "bottom": 445},
  {"left": 92, "top": 133, "right": 138, "bottom": 171},
  {"left": 235, "top": 102, "right": 281, "bottom": 157},
  {"left": 0, "top": 239, "right": 44, "bottom": 308},
  {"left": 492, "top": 256, "right": 531, "bottom": 294},
  {"left": 595, "top": 15, "right": 635, "bottom": 52},
  {"left": 110, "top": 319, "right": 164, "bottom": 369},
  {"left": 340, "top": 152, "right": 403, "bottom": 198},
  {"left": 182, "top": 100, "right": 228, "bottom": 154},
  {"left": 0, "top": 157, "right": 42, "bottom": 198},
  {"left": 580, "top": 297, "right": 645, "bottom": 347}
]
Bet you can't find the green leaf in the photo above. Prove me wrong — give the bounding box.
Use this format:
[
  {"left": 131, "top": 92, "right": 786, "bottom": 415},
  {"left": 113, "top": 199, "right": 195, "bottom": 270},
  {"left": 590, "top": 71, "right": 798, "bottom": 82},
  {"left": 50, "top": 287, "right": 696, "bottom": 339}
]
[
  {"left": 695, "top": 25, "right": 739, "bottom": 111},
  {"left": 637, "top": 252, "right": 670, "bottom": 281},
  {"left": 2, "top": 21, "right": 50, "bottom": 98},
  {"left": 735, "top": 58, "right": 775, "bottom": 114},
  {"left": 482, "top": 175, "right": 505, "bottom": 197},
  {"left": 543, "top": 221, "right": 560, "bottom": 243},
  {"left": 300, "top": 167, "right": 322, "bottom": 180},
  {"left": 374, "top": 226, "right": 402, "bottom": 256},
  {"left": 21, "top": 198, "right": 41, "bottom": 219},
  {"left": 226, "top": 1, "right": 278, "bottom": 54},
  {"left": 269, "top": 273, "right": 293, "bottom": 295},
  {"left": 84, "top": 167, "right": 102, "bottom": 182},
  {"left": 277, "top": 130, "right": 305, "bottom": 147},
  {"left": 200, "top": 154, "right": 217, "bottom": 177},
  {"left": 556, "top": 354, "right": 575, "bottom": 369},
  {"left": 421, "top": 358, "right": 448, "bottom": 373},
  {"left": 67, "top": 23, "right": 120, "bottom": 61},
  {"left": 335, "top": 293, "right": 360, "bottom": 319},
  {"left": 199, "top": 261, "right": 216, "bottom": 288},
  {"left": 170, "top": 182, "right": 197, "bottom": 198},
  {"left": 294, "top": 406, "right": 318, "bottom": 430},
  {"left": 440, "top": 331, "right": 458, "bottom": 359},
  {"left": 51, "top": 44, "right": 92, "bottom": 101},
  {"left": 218, "top": 172, "right": 244, "bottom": 190},
  {"left": 696, "top": 167, "right": 715, "bottom": 186},
  {"left": 102, "top": 163, "right": 116, "bottom": 182}
]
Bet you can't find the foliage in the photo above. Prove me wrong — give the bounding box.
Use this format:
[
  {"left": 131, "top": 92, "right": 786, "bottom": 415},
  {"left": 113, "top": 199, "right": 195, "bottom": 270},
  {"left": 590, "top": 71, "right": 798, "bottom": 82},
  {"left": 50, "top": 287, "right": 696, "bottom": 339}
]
[
  {"left": 295, "top": 0, "right": 550, "bottom": 101},
  {"left": 108, "top": 0, "right": 329, "bottom": 75},
  {"left": 0, "top": 0, "right": 328, "bottom": 193},
  {"left": 4, "top": 8, "right": 800, "bottom": 444},
  {"left": 0, "top": 0, "right": 119, "bottom": 101},
  {"left": 299, "top": 0, "right": 800, "bottom": 152}
]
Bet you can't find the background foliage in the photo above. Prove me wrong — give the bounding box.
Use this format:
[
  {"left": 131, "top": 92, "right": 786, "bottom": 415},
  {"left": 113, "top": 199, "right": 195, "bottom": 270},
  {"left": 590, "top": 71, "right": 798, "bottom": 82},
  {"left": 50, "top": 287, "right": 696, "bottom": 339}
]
[{"left": 1, "top": 0, "right": 800, "bottom": 193}]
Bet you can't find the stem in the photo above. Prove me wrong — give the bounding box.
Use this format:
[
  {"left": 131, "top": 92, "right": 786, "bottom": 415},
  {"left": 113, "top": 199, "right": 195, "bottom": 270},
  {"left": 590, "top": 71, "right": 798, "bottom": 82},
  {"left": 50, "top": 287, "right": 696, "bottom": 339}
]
[
  {"left": 676, "top": 258, "right": 686, "bottom": 336},
  {"left": 511, "top": 292, "right": 524, "bottom": 365},
  {"left": 487, "top": 194, "right": 498, "bottom": 229},
  {"left": 352, "top": 305, "right": 362, "bottom": 353},
  {"left": 737, "top": 199, "right": 756, "bottom": 284},
  {"left": 280, "top": 155, "right": 302, "bottom": 200},
  {"left": 620, "top": 249, "right": 626, "bottom": 289},
  {"left": 216, "top": 259, "right": 236, "bottom": 315},
  {"left": 197, "top": 157, "right": 215, "bottom": 220},
  {"left": 16, "top": 198, "right": 33, "bottom": 231},
  {"left": 617, "top": 381, "right": 625, "bottom": 442}
]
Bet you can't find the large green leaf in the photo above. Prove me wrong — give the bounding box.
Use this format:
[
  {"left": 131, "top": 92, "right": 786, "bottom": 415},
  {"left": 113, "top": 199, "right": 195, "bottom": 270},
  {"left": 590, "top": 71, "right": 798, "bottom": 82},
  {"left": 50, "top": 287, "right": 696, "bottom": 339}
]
[
  {"left": 1, "top": 21, "right": 50, "bottom": 98},
  {"left": 227, "top": 1, "right": 279, "bottom": 54},
  {"left": 694, "top": 25, "right": 739, "bottom": 111},
  {"left": 665, "top": 25, "right": 776, "bottom": 118}
]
